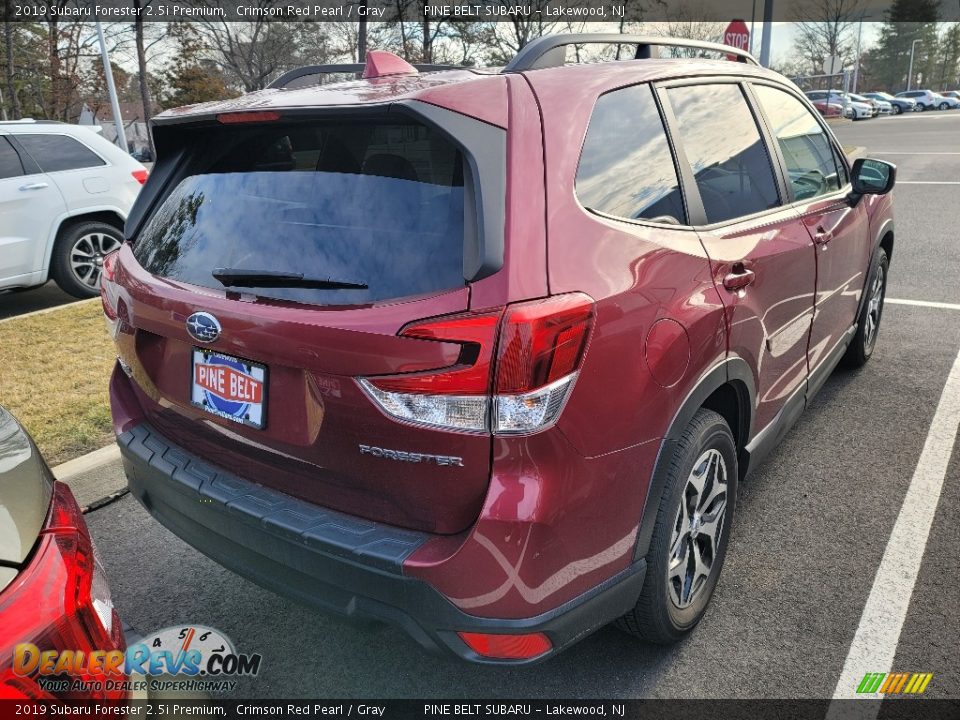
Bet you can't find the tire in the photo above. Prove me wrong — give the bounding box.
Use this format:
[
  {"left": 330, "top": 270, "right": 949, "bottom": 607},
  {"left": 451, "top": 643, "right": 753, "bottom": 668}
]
[
  {"left": 939, "top": 102, "right": 949, "bottom": 111},
  {"left": 892, "top": 105, "right": 901, "bottom": 115},
  {"left": 617, "top": 409, "right": 738, "bottom": 644},
  {"left": 843, "top": 247, "right": 889, "bottom": 368},
  {"left": 917, "top": 104, "right": 926, "bottom": 112},
  {"left": 50, "top": 221, "right": 124, "bottom": 299}
]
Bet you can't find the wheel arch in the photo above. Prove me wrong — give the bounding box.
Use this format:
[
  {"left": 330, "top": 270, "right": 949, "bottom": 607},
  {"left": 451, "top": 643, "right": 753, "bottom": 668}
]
[
  {"left": 632, "top": 358, "right": 755, "bottom": 561},
  {"left": 40, "top": 207, "right": 128, "bottom": 281},
  {"left": 877, "top": 220, "right": 894, "bottom": 262}
]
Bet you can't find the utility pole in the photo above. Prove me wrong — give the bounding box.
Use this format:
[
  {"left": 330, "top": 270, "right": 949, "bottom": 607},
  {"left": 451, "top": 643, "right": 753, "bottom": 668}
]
[
  {"left": 852, "top": 18, "right": 864, "bottom": 93},
  {"left": 749, "top": 0, "right": 756, "bottom": 56},
  {"left": 759, "top": 0, "right": 773, "bottom": 68},
  {"left": 907, "top": 38, "right": 921, "bottom": 91},
  {"left": 95, "top": 20, "right": 127, "bottom": 152}
]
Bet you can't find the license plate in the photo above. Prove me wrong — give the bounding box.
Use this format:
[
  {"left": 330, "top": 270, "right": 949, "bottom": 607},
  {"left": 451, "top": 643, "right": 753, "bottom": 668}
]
[{"left": 190, "top": 349, "right": 267, "bottom": 429}]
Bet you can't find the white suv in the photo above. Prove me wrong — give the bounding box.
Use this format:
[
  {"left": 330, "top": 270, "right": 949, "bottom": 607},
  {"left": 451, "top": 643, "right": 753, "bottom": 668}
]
[
  {"left": 0, "top": 121, "right": 147, "bottom": 298},
  {"left": 895, "top": 89, "right": 941, "bottom": 111}
]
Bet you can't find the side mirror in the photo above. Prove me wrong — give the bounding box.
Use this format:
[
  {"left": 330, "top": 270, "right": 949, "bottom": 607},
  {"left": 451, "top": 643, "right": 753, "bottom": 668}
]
[{"left": 851, "top": 158, "right": 896, "bottom": 196}]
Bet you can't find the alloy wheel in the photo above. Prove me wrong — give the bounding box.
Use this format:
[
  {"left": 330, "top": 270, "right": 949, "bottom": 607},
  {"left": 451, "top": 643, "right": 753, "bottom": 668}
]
[
  {"left": 70, "top": 231, "right": 121, "bottom": 289},
  {"left": 667, "top": 449, "right": 729, "bottom": 609},
  {"left": 863, "top": 264, "right": 885, "bottom": 351}
]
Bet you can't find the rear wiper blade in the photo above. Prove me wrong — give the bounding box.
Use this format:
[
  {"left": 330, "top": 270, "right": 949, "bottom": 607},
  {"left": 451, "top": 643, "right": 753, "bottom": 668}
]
[{"left": 212, "top": 268, "right": 368, "bottom": 290}]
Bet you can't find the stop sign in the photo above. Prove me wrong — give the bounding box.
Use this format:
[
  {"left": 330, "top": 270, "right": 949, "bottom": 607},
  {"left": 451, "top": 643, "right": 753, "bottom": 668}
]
[{"left": 723, "top": 19, "right": 750, "bottom": 61}]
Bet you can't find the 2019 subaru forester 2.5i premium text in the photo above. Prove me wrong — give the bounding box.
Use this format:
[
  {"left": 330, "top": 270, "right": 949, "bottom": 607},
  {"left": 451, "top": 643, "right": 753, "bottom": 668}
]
[{"left": 103, "top": 37, "right": 895, "bottom": 663}]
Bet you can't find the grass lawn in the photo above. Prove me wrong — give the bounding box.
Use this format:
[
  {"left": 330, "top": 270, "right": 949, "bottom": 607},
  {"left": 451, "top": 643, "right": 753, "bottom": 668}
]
[{"left": 0, "top": 300, "right": 115, "bottom": 465}]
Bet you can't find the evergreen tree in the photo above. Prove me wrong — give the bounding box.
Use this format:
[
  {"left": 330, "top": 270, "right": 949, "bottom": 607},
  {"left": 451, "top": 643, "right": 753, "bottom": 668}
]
[{"left": 870, "top": 0, "right": 940, "bottom": 92}]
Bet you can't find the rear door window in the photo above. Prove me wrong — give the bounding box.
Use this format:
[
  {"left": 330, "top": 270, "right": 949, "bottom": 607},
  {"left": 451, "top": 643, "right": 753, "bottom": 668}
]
[
  {"left": 576, "top": 84, "right": 686, "bottom": 224},
  {"left": 15, "top": 134, "right": 106, "bottom": 172},
  {"left": 666, "top": 83, "right": 780, "bottom": 224},
  {"left": 134, "top": 119, "right": 468, "bottom": 307},
  {"left": 753, "top": 84, "right": 846, "bottom": 200},
  {"left": 0, "top": 137, "right": 23, "bottom": 179}
]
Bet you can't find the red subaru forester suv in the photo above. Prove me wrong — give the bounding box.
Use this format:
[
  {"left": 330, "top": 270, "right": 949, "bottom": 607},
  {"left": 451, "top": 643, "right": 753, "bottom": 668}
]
[{"left": 103, "top": 35, "right": 895, "bottom": 663}]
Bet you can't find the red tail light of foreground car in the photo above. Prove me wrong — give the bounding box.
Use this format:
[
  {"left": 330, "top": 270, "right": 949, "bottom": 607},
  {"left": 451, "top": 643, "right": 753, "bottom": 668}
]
[
  {"left": 0, "top": 483, "right": 127, "bottom": 700},
  {"left": 359, "top": 293, "right": 595, "bottom": 435}
]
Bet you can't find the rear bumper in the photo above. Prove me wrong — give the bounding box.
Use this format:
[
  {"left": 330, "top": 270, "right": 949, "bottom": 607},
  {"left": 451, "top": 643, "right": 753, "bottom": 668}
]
[{"left": 118, "top": 422, "right": 646, "bottom": 664}]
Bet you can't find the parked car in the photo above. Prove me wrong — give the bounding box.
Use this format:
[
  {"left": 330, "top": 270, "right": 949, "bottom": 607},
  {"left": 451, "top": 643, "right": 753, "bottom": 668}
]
[
  {"left": 931, "top": 92, "right": 960, "bottom": 110},
  {"left": 862, "top": 91, "right": 915, "bottom": 114},
  {"left": 805, "top": 90, "right": 873, "bottom": 120},
  {"left": 850, "top": 92, "right": 889, "bottom": 115},
  {"left": 0, "top": 406, "right": 127, "bottom": 697},
  {"left": 942, "top": 90, "right": 960, "bottom": 102},
  {"left": 0, "top": 120, "right": 147, "bottom": 298},
  {"left": 104, "top": 36, "right": 896, "bottom": 663},
  {"left": 812, "top": 99, "right": 844, "bottom": 118},
  {"left": 896, "top": 89, "right": 941, "bottom": 110}
]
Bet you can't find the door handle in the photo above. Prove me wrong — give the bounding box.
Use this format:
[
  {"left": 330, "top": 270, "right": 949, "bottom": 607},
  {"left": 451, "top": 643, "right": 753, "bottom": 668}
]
[
  {"left": 814, "top": 225, "right": 833, "bottom": 245},
  {"left": 723, "top": 263, "right": 756, "bottom": 292},
  {"left": 19, "top": 182, "right": 48, "bottom": 191}
]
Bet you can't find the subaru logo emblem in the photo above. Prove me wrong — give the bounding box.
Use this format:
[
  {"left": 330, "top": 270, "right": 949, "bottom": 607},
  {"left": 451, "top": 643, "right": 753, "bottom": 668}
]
[{"left": 186, "top": 312, "right": 221, "bottom": 343}]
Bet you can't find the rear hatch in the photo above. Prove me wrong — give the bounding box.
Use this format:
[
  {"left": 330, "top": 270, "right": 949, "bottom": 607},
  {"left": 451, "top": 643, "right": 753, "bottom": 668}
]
[{"left": 108, "top": 101, "right": 506, "bottom": 534}]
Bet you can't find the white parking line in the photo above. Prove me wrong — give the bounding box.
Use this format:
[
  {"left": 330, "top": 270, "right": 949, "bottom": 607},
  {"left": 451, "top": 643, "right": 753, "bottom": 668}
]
[
  {"left": 827, "top": 345, "right": 960, "bottom": 712},
  {"left": 886, "top": 298, "right": 960, "bottom": 311},
  {"left": 870, "top": 152, "right": 960, "bottom": 155},
  {"left": 896, "top": 181, "right": 960, "bottom": 185}
]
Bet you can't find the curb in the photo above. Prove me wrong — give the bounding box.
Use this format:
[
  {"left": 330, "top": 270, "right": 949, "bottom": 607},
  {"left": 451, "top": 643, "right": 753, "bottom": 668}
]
[
  {"left": 52, "top": 443, "right": 120, "bottom": 481},
  {"left": 0, "top": 297, "right": 98, "bottom": 325},
  {"left": 51, "top": 442, "right": 128, "bottom": 512}
]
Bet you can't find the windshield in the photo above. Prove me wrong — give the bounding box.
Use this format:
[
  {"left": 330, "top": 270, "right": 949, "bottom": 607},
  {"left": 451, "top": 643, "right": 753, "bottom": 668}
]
[{"left": 134, "top": 120, "right": 468, "bottom": 307}]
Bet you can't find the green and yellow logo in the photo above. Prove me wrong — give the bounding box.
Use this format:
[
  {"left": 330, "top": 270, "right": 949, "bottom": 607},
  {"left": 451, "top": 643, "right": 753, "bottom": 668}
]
[{"left": 857, "top": 672, "right": 933, "bottom": 695}]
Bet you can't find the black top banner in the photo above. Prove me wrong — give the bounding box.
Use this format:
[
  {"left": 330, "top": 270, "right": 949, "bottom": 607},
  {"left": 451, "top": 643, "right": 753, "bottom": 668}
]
[{"left": 5, "top": 0, "right": 960, "bottom": 23}]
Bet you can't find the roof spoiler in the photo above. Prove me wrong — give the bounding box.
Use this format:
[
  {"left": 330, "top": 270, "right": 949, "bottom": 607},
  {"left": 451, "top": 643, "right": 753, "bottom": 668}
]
[{"left": 503, "top": 34, "right": 759, "bottom": 72}]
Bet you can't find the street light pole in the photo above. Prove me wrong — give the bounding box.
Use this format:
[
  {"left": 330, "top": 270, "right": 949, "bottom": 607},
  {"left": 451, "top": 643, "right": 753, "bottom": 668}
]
[
  {"left": 852, "top": 18, "right": 864, "bottom": 93},
  {"left": 907, "top": 38, "right": 922, "bottom": 91},
  {"left": 95, "top": 20, "right": 127, "bottom": 153}
]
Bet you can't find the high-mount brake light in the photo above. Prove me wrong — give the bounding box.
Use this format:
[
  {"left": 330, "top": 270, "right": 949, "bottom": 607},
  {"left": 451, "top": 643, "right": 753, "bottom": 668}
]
[
  {"left": 131, "top": 169, "right": 148, "bottom": 184},
  {"left": 217, "top": 111, "right": 282, "bottom": 124},
  {"left": 359, "top": 294, "right": 595, "bottom": 434}
]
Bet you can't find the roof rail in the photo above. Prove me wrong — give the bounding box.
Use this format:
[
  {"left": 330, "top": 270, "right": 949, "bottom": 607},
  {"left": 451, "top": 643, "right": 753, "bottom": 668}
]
[
  {"left": 268, "top": 62, "right": 467, "bottom": 90},
  {"left": 503, "top": 34, "right": 759, "bottom": 73}
]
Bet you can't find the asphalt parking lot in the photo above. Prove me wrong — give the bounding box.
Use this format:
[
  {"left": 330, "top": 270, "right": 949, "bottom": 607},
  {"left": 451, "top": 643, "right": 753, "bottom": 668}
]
[
  {"left": 0, "top": 281, "right": 79, "bottom": 320},
  {"left": 79, "top": 111, "right": 959, "bottom": 700}
]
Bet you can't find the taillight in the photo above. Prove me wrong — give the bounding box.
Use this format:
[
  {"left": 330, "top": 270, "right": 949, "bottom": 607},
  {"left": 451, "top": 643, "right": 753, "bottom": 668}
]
[
  {"left": 0, "top": 483, "right": 126, "bottom": 700},
  {"left": 359, "top": 293, "right": 594, "bottom": 434},
  {"left": 457, "top": 631, "right": 552, "bottom": 660},
  {"left": 493, "top": 293, "right": 593, "bottom": 434},
  {"left": 131, "top": 169, "right": 148, "bottom": 185},
  {"left": 359, "top": 311, "right": 500, "bottom": 432}
]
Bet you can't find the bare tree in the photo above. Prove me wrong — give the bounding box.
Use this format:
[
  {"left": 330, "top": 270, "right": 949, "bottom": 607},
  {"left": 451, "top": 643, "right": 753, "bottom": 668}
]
[
  {"left": 647, "top": 2, "right": 726, "bottom": 57},
  {"left": 792, "top": 0, "right": 864, "bottom": 74},
  {"left": 4, "top": 0, "right": 19, "bottom": 119},
  {"left": 129, "top": 0, "right": 163, "bottom": 153}
]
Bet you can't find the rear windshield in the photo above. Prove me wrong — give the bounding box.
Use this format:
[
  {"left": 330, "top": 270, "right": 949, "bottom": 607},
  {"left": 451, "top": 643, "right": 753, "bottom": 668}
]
[{"left": 134, "top": 119, "right": 468, "bottom": 306}]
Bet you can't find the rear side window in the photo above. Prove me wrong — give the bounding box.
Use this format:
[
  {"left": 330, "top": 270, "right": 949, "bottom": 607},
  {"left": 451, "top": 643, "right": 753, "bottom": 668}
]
[
  {"left": 134, "top": 119, "right": 467, "bottom": 307},
  {"left": 15, "top": 134, "right": 106, "bottom": 172},
  {"left": 667, "top": 84, "right": 780, "bottom": 224},
  {"left": 753, "top": 85, "right": 846, "bottom": 200},
  {"left": 0, "top": 138, "right": 23, "bottom": 179},
  {"left": 576, "top": 84, "right": 686, "bottom": 224}
]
